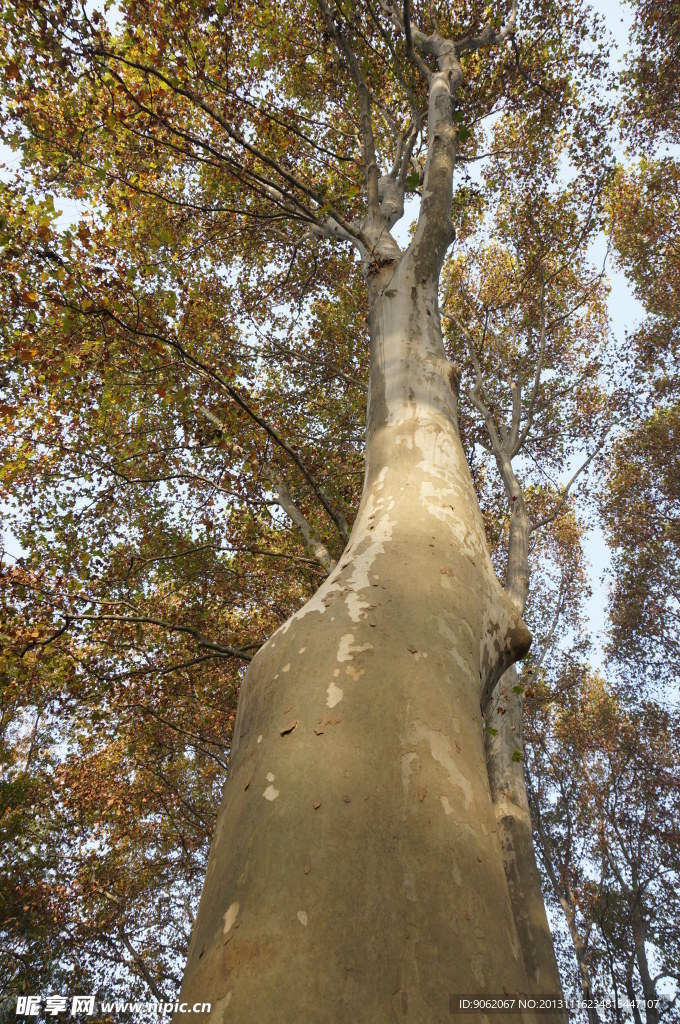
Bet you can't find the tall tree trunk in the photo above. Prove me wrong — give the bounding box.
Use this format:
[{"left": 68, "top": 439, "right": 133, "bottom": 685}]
[
  {"left": 170, "top": 10, "right": 571, "bottom": 1019},
  {"left": 485, "top": 668, "right": 567, "bottom": 1019},
  {"left": 174, "top": 250, "right": 546, "bottom": 1022}
]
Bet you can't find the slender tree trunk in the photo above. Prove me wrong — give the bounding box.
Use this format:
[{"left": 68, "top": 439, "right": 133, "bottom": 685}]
[
  {"left": 631, "top": 904, "right": 659, "bottom": 1024},
  {"left": 559, "top": 902, "right": 601, "bottom": 1024},
  {"left": 626, "top": 971, "right": 644, "bottom": 1024},
  {"left": 174, "top": 249, "right": 545, "bottom": 1022},
  {"left": 529, "top": 790, "right": 601, "bottom": 1024},
  {"left": 485, "top": 668, "right": 567, "bottom": 1019}
]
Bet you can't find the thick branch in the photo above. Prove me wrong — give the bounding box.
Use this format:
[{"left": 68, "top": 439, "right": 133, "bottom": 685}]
[
  {"left": 93, "top": 49, "right": 369, "bottom": 250},
  {"left": 119, "top": 929, "right": 167, "bottom": 1003},
  {"left": 511, "top": 285, "right": 547, "bottom": 457},
  {"left": 69, "top": 297, "right": 350, "bottom": 542}
]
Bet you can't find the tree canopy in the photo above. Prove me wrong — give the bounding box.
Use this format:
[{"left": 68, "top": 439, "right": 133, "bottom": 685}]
[{"left": 0, "top": 0, "right": 678, "bottom": 1019}]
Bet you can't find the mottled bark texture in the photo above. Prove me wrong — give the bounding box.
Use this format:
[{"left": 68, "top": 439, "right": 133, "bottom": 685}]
[{"left": 175, "top": 7, "right": 566, "bottom": 1021}]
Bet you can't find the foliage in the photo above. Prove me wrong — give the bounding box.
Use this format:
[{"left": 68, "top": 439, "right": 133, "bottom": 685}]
[
  {"left": 621, "top": 0, "right": 680, "bottom": 144},
  {"left": 0, "top": 0, "right": 676, "bottom": 1014}
]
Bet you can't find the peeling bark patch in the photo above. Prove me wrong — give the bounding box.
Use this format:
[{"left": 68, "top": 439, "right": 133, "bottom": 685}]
[
  {"left": 345, "top": 665, "right": 364, "bottom": 681},
  {"left": 280, "top": 719, "right": 298, "bottom": 736},
  {"left": 337, "top": 633, "right": 373, "bottom": 662},
  {"left": 212, "top": 990, "right": 232, "bottom": 1024},
  {"left": 341, "top": 500, "right": 395, "bottom": 620},
  {"left": 412, "top": 719, "right": 471, "bottom": 808},
  {"left": 440, "top": 795, "right": 454, "bottom": 815},
  {"left": 420, "top": 480, "right": 480, "bottom": 555},
  {"left": 297, "top": 910, "right": 308, "bottom": 927},
  {"left": 257, "top": 734, "right": 263, "bottom": 744},
  {"left": 326, "top": 681, "right": 344, "bottom": 708},
  {"left": 346, "top": 591, "right": 371, "bottom": 623},
  {"left": 438, "top": 619, "right": 475, "bottom": 688},
  {"left": 278, "top": 477, "right": 394, "bottom": 631},
  {"left": 401, "top": 752, "right": 417, "bottom": 796},
  {"left": 222, "top": 901, "right": 239, "bottom": 934},
  {"left": 263, "top": 772, "right": 279, "bottom": 801},
  {"left": 282, "top": 663, "right": 291, "bottom": 672},
  {"left": 417, "top": 786, "right": 428, "bottom": 803},
  {"left": 337, "top": 634, "right": 356, "bottom": 662},
  {"left": 314, "top": 715, "right": 340, "bottom": 735}
]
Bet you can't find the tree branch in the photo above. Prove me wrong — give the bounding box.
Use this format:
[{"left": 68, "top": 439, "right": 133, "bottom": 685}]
[
  {"left": 64, "top": 612, "right": 251, "bottom": 661},
  {"left": 261, "top": 462, "right": 336, "bottom": 574},
  {"left": 197, "top": 404, "right": 350, "bottom": 544},
  {"left": 530, "top": 441, "right": 606, "bottom": 532}
]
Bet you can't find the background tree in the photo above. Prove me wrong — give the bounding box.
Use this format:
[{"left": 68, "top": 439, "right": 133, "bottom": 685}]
[
  {"left": 526, "top": 671, "right": 680, "bottom": 1023},
  {"left": 602, "top": 159, "right": 680, "bottom": 696}
]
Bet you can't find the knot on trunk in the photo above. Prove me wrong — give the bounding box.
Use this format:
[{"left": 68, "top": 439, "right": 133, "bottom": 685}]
[
  {"left": 506, "top": 621, "right": 532, "bottom": 662},
  {"left": 480, "top": 605, "right": 532, "bottom": 712}
]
